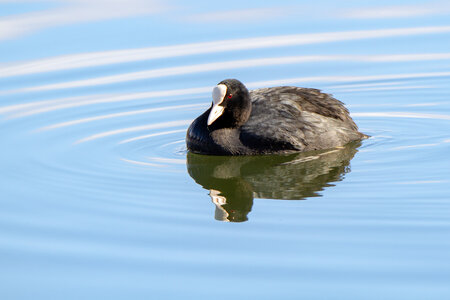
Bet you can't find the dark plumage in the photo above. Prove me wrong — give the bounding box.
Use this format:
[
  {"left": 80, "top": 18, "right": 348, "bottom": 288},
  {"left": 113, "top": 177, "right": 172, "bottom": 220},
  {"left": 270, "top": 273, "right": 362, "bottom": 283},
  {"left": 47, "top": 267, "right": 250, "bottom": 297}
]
[{"left": 186, "top": 79, "right": 367, "bottom": 155}]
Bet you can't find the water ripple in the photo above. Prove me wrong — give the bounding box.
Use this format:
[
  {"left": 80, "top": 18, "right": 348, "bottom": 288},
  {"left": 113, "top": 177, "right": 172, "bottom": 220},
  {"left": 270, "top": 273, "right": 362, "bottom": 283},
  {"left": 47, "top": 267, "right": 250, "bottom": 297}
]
[
  {"left": 2, "top": 2, "right": 450, "bottom": 297},
  {"left": 74, "top": 120, "right": 191, "bottom": 144},
  {"left": 3, "top": 25, "right": 450, "bottom": 78},
  {"left": 4, "top": 54, "right": 450, "bottom": 94},
  {"left": 38, "top": 104, "right": 205, "bottom": 131}
]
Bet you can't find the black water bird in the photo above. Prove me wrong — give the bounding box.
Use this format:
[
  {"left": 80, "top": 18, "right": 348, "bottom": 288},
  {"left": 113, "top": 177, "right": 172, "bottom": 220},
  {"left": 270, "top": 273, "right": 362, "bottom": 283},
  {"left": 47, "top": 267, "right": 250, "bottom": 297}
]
[{"left": 186, "top": 79, "right": 367, "bottom": 155}]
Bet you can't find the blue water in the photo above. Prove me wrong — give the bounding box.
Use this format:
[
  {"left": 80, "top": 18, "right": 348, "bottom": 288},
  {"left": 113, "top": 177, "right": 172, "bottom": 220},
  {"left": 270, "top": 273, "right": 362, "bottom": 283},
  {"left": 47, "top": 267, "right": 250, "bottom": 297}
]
[{"left": 1, "top": 1, "right": 450, "bottom": 299}]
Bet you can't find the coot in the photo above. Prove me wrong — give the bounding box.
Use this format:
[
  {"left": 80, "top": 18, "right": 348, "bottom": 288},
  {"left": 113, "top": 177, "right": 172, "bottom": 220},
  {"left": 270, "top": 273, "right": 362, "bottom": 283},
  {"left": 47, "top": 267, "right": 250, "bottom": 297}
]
[{"left": 186, "top": 79, "right": 366, "bottom": 155}]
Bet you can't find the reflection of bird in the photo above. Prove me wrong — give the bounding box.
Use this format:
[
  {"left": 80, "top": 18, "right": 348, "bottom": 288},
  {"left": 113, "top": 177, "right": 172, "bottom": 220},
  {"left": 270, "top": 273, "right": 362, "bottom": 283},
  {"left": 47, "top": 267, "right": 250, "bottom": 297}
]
[
  {"left": 187, "top": 79, "right": 367, "bottom": 155},
  {"left": 187, "top": 142, "right": 360, "bottom": 222}
]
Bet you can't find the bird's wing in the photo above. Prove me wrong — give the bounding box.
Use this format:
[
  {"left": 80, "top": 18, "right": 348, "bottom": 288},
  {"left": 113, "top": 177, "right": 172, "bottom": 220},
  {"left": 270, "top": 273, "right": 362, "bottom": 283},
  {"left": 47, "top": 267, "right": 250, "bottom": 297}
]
[{"left": 240, "top": 87, "right": 359, "bottom": 152}]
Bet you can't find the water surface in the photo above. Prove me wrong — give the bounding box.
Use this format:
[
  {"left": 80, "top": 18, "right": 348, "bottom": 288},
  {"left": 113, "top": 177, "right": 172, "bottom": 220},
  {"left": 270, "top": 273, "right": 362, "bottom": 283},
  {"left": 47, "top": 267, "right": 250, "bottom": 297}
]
[{"left": 1, "top": 1, "right": 450, "bottom": 299}]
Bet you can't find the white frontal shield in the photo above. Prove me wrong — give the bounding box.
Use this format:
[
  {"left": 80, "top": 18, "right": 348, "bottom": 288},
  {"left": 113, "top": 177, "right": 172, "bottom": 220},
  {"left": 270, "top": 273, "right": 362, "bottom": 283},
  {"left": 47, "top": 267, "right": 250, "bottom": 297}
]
[{"left": 207, "top": 84, "right": 227, "bottom": 125}]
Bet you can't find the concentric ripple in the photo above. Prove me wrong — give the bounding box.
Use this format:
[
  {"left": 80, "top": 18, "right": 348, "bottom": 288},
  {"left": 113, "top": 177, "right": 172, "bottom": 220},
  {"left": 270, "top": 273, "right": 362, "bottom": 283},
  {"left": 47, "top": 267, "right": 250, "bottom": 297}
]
[
  {"left": 2, "top": 22, "right": 450, "bottom": 299},
  {"left": 1, "top": 82, "right": 449, "bottom": 187}
]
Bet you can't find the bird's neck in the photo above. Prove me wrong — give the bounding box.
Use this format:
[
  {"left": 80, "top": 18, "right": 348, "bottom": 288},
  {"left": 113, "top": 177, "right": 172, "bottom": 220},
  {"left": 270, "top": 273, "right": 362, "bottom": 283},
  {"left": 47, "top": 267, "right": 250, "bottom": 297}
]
[{"left": 209, "top": 97, "right": 252, "bottom": 130}]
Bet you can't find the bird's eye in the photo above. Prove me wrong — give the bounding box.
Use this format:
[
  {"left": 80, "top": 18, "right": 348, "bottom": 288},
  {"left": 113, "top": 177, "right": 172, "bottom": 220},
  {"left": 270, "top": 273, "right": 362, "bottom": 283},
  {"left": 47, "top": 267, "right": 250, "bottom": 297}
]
[{"left": 227, "top": 94, "right": 233, "bottom": 99}]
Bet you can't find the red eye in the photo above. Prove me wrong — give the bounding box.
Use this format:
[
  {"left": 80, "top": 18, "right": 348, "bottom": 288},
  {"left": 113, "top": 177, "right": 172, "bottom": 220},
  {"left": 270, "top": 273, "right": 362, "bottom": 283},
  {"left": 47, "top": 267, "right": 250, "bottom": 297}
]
[{"left": 227, "top": 94, "right": 233, "bottom": 99}]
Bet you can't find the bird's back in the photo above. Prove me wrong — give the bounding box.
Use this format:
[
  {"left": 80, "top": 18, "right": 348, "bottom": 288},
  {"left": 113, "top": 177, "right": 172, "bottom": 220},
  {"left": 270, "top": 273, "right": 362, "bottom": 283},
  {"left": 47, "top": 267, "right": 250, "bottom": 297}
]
[{"left": 241, "top": 87, "right": 365, "bottom": 152}]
